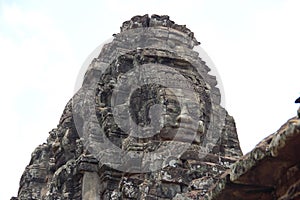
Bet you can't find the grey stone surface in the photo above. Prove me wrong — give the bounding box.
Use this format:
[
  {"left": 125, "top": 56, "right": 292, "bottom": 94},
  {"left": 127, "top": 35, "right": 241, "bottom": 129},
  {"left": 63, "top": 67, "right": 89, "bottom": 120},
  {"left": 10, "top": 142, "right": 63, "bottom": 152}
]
[{"left": 210, "top": 116, "right": 300, "bottom": 200}]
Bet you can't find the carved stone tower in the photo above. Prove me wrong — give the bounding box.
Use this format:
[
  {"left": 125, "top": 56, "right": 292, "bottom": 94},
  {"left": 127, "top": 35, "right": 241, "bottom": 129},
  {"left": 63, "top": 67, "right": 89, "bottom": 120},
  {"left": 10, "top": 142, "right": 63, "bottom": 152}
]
[{"left": 12, "top": 14, "right": 243, "bottom": 200}]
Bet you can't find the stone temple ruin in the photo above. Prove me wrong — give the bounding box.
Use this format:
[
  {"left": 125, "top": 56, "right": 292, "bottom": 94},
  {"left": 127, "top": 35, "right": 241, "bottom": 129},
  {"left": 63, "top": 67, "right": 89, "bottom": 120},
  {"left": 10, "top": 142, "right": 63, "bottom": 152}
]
[{"left": 12, "top": 15, "right": 300, "bottom": 200}]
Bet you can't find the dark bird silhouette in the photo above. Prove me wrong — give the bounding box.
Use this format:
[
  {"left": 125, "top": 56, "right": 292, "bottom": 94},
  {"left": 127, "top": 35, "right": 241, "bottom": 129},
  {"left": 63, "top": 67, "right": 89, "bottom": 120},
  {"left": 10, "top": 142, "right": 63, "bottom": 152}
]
[{"left": 296, "top": 97, "right": 300, "bottom": 118}]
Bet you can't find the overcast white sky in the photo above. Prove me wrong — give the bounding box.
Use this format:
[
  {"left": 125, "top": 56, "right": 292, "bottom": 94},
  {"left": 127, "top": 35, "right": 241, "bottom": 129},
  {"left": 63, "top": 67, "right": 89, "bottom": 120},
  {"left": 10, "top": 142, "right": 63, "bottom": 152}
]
[{"left": 0, "top": 0, "right": 299, "bottom": 199}]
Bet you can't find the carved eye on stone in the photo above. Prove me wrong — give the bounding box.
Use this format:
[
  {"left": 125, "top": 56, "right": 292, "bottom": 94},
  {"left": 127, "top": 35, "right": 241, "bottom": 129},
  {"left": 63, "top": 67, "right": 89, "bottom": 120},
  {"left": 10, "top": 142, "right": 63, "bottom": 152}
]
[{"left": 129, "top": 84, "right": 165, "bottom": 127}]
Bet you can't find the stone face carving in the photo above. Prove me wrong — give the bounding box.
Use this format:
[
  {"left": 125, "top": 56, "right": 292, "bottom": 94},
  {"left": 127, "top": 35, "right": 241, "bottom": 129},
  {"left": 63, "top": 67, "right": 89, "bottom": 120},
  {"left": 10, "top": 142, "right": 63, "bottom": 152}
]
[{"left": 12, "top": 14, "right": 244, "bottom": 200}]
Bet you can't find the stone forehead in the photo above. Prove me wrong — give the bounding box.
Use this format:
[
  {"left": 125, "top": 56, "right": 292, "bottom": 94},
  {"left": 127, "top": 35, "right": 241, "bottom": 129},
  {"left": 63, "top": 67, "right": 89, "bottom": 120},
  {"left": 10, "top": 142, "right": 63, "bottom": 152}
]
[{"left": 85, "top": 15, "right": 221, "bottom": 104}]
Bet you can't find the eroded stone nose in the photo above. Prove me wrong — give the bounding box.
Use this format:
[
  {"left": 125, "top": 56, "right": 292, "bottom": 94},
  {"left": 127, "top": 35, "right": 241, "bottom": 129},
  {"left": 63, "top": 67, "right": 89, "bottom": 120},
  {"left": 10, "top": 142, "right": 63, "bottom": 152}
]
[{"left": 176, "top": 106, "right": 194, "bottom": 124}]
